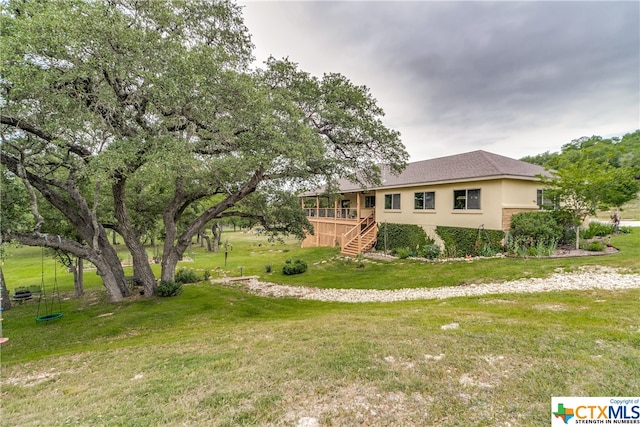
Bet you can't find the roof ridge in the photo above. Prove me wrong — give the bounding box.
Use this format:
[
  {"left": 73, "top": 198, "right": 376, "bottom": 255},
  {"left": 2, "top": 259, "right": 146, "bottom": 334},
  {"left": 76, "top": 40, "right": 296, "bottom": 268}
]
[{"left": 478, "top": 150, "right": 504, "bottom": 174}]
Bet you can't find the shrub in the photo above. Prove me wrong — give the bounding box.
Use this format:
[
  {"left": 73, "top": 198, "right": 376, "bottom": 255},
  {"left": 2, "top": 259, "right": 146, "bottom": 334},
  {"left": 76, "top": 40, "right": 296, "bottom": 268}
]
[
  {"left": 393, "top": 247, "right": 411, "bottom": 259},
  {"left": 265, "top": 264, "right": 272, "bottom": 273},
  {"left": 586, "top": 241, "right": 606, "bottom": 252},
  {"left": 175, "top": 268, "right": 200, "bottom": 284},
  {"left": 510, "top": 211, "right": 562, "bottom": 245},
  {"left": 478, "top": 243, "right": 499, "bottom": 257},
  {"left": 282, "top": 258, "right": 307, "bottom": 275},
  {"left": 156, "top": 280, "right": 182, "bottom": 297},
  {"left": 550, "top": 209, "right": 578, "bottom": 245},
  {"left": 376, "top": 223, "right": 428, "bottom": 253},
  {"left": 581, "top": 222, "right": 615, "bottom": 239},
  {"left": 436, "top": 226, "right": 504, "bottom": 257},
  {"left": 421, "top": 243, "right": 441, "bottom": 259}
]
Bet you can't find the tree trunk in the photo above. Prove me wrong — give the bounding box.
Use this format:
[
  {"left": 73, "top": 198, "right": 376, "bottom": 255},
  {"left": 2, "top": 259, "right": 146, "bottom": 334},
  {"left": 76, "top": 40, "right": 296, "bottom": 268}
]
[
  {"left": 2, "top": 231, "right": 129, "bottom": 302},
  {"left": 199, "top": 231, "right": 211, "bottom": 251},
  {"left": 212, "top": 222, "right": 221, "bottom": 253},
  {"left": 575, "top": 226, "right": 580, "bottom": 250},
  {"left": 74, "top": 257, "right": 84, "bottom": 297},
  {"left": 160, "top": 247, "right": 181, "bottom": 283},
  {"left": 113, "top": 178, "right": 157, "bottom": 296},
  {"left": 1, "top": 267, "right": 11, "bottom": 312}
]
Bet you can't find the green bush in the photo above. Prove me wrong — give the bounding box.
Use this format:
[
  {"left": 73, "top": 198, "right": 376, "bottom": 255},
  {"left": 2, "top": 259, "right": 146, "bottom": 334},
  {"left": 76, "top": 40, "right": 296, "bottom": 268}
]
[
  {"left": 420, "top": 243, "right": 441, "bottom": 259},
  {"left": 393, "top": 247, "right": 411, "bottom": 259},
  {"left": 265, "top": 264, "right": 272, "bottom": 273},
  {"left": 376, "top": 223, "right": 428, "bottom": 253},
  {"left": 175, "top": 268, "right": 200, "bottom": 284},
  {"left": 510, "top": 211, "right": 562, "bottom": 245},
  {"left": 585, "top": 241, "right": 606, "bottom": 252},
  {"left": 436, "top": 226, "right": 504, "bottom": 257},
  {"left": 156, "top": 280, "right": 182, "bottom": 297},
  {"left": 550, "top": 209, "right": 578, "bottom": 245},
  {"left": 581, "top": 222, "right": 615, "bottom": 239},
  {"left": 282, "top": 258, "right": 307, "bottom": 275}
]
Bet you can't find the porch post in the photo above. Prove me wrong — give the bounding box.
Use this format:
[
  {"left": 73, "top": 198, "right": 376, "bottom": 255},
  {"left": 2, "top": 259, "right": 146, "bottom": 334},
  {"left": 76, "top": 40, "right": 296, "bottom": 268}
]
[
  {"left": 357, "top": 192, "right": 361, "bottom": 220},
  {"left": 315, "top": 195, "right": 320, "bottom": 246},
  {"left": 334, "top": 199, "right": 338, "bottom": 245}
]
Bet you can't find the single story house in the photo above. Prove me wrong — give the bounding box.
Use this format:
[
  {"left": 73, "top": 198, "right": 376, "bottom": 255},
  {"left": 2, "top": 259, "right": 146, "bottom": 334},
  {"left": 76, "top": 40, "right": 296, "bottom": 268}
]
[{"left": 300, "top": 150, "right": 549, "bottom": 255}]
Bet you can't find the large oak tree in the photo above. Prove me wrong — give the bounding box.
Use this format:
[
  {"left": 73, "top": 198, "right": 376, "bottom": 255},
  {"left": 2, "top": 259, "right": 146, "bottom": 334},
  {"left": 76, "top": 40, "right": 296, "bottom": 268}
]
[{"left": 1, "top": 0, "right": 407, "bottom": 301}]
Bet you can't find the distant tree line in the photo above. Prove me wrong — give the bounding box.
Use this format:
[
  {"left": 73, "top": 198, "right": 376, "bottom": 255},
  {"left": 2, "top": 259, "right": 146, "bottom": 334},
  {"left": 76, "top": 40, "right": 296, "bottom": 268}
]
[{"left": 521, "top": 130, "right": 639, "bottom": 249}]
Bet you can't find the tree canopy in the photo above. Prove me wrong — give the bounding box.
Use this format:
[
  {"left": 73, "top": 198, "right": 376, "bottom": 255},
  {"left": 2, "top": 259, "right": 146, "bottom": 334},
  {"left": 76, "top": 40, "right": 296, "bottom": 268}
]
[
  {"left": 0, "top": 0, "right": 408, "bottom": 301},
  {"left": 525, "top": 131, "right": 640, "bottom": 249}
]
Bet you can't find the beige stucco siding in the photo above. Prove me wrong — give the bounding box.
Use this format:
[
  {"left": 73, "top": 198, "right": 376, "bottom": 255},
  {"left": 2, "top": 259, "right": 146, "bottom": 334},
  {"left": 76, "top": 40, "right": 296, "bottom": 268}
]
[{"left": 374, "top": 178, "right": 542, "bottom": 232}]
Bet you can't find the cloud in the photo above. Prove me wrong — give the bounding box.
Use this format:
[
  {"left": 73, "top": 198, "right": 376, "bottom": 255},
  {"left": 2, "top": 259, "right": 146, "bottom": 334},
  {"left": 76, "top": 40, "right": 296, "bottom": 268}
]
[{"left": 240, "top": 1, "right": 639, "bottom": 161}]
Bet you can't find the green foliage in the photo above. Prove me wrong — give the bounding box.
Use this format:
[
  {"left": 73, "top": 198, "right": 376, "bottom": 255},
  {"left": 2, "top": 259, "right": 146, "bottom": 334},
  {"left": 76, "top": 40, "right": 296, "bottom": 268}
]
[
  {"left": 376, "top": 223, "right": 428, "bottom": 253},
  {"left": 1, "top": 0, "right": 408, "bottom": 299},
  {"left": 435, "top": 226, "right": 504, "bottom": 257},
  {"left": 156, "top": 281, "right": 183, "bottom": 297},
  {"left": 264, "top": 264, "right": 272, "bottom": 273},
  {"left": 523, "top": 131, "right": 640, "bottom": 179},
  {"left": 420, "top": 243, "right": 441, "bottom": 259},
  {"left": 550, "top": 209, "right": 579, "bottom": 245},
  {"left": 175, "top": 268, "right": 200, "bottom": 284},
  {"left": 282, "top": 259, "right": 307, "bottom": 275},
  {"left": 510, "top": 211, "right": 562, "bottom": 246},
  {"left": 585, "top": 241, "right": 606, "bottom": 252},
  {"left": 393, "top": 248, "right": 411, "bottom": 259},
  {"left": 581, "top": 222, "right": 615, "bottom": 239}
]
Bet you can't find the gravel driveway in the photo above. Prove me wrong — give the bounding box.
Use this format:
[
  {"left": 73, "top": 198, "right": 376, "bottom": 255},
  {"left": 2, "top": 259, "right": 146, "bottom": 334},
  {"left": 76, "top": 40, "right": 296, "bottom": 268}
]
[{"left": 222, "top": 266, "right": 640, "bottom": 303}]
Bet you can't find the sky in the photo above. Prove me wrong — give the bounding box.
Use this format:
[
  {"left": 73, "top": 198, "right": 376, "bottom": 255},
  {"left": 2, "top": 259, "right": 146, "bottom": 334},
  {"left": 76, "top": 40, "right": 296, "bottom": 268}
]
[{"left": 239, "top": 1, "right": 640, "bottom": 162}]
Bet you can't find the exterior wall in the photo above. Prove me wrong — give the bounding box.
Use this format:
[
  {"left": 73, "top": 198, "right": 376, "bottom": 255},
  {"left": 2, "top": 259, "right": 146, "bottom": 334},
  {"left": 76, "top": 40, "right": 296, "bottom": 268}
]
[
  {"left": 499, "top": 179, "right": 543, "bottom": 229},
  {"left": 374, "top": 178, "right": 542, "bottom": 234},
  {"left": 301, "top": 177, "right": 543, "bottom": 249}
]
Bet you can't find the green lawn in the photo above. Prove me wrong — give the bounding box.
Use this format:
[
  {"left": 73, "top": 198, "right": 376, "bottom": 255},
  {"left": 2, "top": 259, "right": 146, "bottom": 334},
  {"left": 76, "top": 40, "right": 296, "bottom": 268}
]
[{"left": 1, "top": 230, "right": 639, "bottom": 426}]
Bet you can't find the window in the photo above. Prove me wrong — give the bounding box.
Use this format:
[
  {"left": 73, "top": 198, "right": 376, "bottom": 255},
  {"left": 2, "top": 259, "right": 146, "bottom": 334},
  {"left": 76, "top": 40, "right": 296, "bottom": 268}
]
[
  {"left": 364, "top": 195, "right": 376, "bottom": 208},
  {"left": 384, "top": 193, "right": 401, "bottom": 210},
  {"left": 341, "top": 200, "right": 350, "bottom": 208},
  {"left": 537, "top": 189, "right": 557, "bottom": 209},
  {"left": 453, "top": 189, "right": 481, "bottom": 210},
  {"left": 414, "top": 191, "right": 435, "bottom": 210}
]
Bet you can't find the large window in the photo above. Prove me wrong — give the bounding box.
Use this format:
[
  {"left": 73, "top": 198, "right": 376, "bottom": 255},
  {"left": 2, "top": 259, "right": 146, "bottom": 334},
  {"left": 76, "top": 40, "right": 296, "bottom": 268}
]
[
  {"left": 384, "top": 193, "right": 401, "bottom": 210},
  {"left": 364, "top": 195, "right": 376, "bottom": 208},
  {"left": 537, "top": 189, "right": 556, "bottom": 209},
  {"left": 453, "top": 189, "right": 481, "bottom": 210},
  {"left": 414, "top": 191, "right": 435, "bottom": 210}
]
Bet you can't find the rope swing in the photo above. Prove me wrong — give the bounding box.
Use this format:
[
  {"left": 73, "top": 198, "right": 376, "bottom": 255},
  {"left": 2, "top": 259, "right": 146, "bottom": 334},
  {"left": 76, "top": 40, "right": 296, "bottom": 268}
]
[{"left": 36, "top": 242, "right": 63, "bottom": 323}]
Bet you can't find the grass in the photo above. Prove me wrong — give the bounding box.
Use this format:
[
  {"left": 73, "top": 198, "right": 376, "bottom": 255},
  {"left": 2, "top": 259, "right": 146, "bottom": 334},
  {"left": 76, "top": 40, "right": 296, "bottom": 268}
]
[
  {"left": 596, "top": 193, "right": 640, "bottom": 220},
  {"left": 1, "top": 229, "right": 639, "bottom": 426}
]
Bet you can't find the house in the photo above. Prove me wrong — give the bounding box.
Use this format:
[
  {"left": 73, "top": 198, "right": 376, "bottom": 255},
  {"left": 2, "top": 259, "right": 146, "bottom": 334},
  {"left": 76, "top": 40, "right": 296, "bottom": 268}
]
[{"left": 300, "top": 150, "right": 548, "bottom": 255}]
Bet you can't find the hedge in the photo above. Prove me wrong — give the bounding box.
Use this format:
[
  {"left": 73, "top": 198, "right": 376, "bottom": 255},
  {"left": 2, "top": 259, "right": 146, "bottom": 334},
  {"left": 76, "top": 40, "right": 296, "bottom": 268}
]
[
  {"left": 375, "top": 223, "right": 429, "bottom": 254},
  {"left": 435, "top": 226, "right": 504, "bottom": 257}
]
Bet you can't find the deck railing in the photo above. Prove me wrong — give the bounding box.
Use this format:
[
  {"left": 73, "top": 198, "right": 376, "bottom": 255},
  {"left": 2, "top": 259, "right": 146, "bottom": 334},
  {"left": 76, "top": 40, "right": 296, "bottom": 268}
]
[
  {"left": 304, "top": 208, "right": 358, "bottom": 220},
  {"left": 341, "top": 213, "right": 376, "bottom": 254}
]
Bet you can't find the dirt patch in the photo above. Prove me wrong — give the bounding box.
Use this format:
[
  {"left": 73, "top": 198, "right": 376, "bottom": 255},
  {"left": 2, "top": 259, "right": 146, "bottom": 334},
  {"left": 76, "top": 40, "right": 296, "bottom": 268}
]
[{"left": 548, "top": 244, "right": 619, "bottom": 258}]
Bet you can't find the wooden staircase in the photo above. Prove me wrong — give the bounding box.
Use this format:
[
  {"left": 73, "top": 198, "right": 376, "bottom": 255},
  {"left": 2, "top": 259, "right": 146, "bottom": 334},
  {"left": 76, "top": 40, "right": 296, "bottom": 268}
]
[{"left": 340, "top": 214, "right": 377, "bottom": 256}]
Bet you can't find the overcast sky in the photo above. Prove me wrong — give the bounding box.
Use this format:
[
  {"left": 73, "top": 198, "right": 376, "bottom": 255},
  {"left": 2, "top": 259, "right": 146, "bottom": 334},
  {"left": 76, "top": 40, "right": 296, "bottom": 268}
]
[{"left": 239, "top": 1, "right": 639, "bottom": 162}]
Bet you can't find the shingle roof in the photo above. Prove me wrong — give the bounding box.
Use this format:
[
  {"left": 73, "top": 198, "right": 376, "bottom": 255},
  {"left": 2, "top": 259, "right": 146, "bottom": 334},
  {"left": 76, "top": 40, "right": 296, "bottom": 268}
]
[{"left": 331, "top": 150, "right": 547, "bottom": 193}]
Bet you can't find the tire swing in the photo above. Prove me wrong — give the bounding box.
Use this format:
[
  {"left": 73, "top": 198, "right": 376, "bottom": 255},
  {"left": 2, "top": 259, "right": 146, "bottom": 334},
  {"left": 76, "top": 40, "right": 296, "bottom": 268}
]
[{"left": 36, "top": 244, "right": 63, "bottom": 323}]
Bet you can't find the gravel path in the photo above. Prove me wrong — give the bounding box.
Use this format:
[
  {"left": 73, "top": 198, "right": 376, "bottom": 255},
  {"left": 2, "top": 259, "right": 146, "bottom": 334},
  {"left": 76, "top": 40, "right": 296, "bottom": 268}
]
[{"left": 221, "top": 266, "right": 640, "bottom": 303}]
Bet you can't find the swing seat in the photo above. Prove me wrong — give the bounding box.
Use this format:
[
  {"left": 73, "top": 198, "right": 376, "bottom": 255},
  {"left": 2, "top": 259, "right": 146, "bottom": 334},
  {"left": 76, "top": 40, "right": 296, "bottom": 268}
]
[{"left": 36, "top": 312, "right": 63, "bottom": 322}]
